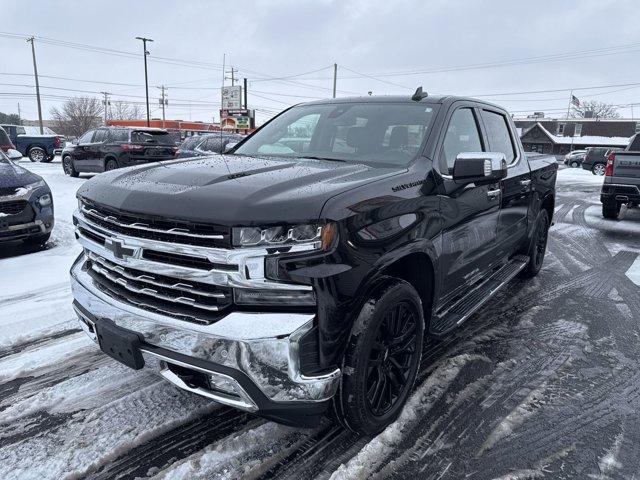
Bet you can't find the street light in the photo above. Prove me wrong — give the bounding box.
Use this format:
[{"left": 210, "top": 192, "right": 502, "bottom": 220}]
[{"left": 135, "top": 36, "right": 153, "bottom": 127}]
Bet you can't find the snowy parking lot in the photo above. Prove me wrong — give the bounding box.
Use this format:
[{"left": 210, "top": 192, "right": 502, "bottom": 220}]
[{"left": 1, "top": 159, "right": 640, "bottom": 479}]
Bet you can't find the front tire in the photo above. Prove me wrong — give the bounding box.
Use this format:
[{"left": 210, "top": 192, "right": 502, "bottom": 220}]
[
  {"left": 570, "top": 160, "right": 580, "bottom": 168},
  {"left": 602, "top": 201, "right": 621, "bottom": 219},
  {"left": 62, "top": 156, "right": 79, "bottom": 177},
  {"left": 522, "top": 210, "right": 549, "bottom": 278},
  {"left": 592, "top": 163, "right": 606, "bottom": 176},
  {"left": 334, "top": 279, "right": 424, "bottom": 435},
  {"left": 28, "top": 147, "right": 46, "bottom": 162}
]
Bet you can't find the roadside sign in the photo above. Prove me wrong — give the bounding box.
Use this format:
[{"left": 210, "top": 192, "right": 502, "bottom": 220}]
[{"left": 221, "top": 86, "right": 242, "bottom": 109}]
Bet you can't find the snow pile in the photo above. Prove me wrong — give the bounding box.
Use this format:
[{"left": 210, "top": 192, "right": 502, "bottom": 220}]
[
  {"left": 556, "top": 167, "right": 605, "bottom": 186},
  {"left": 330, "top": 354, "right": 488, "bottom": 480}
]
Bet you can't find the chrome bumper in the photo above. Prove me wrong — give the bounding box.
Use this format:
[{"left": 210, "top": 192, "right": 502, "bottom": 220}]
[{"left": 70, "top": 253, "right": 341, "bottom": 409}]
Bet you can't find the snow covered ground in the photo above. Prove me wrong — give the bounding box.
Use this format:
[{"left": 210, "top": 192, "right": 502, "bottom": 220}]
[{"left": 1, "top": 159, "right": 640, "bottom": 479}]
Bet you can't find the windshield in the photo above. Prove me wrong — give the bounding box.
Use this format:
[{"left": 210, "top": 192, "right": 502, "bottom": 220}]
[
  {"left": 234, "top": 102, "right": 439, "bottom": 167},
  {"left": 181, "top": 136, "right": 206, "bottom": 150},
  {"left": 131, "top": 131, "right": 174, "bottom": 145}
]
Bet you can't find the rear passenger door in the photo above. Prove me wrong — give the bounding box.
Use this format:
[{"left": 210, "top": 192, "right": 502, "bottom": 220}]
[{"left": 480, "top": 108, "right": 531, "bottom": 258}]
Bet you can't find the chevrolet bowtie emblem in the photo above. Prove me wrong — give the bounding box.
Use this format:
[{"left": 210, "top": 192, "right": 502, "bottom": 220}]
[{"left": 104, "top": 238, "right": 135, "bottom": 259}]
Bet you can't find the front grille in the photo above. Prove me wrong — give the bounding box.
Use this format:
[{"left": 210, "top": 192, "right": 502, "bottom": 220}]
[
  {"left": 86, "top": 253, "right": 231, "bottom": 324},
  {"left": 81, "top": 201, "right": 231, "bottom": 248},
  {"left": 0, "top": 225, "right": 40, "bottom": 239},
  {"left": 0, "top": 200, "right": 27, "bottom": 215},
  {"left": 142, "top": 250, "right": 237, "bottom": 272}
]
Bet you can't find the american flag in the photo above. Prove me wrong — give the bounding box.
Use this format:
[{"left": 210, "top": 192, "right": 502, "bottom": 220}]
[{"left": 571, "top": 95, "right": 580, "bottom": 107}]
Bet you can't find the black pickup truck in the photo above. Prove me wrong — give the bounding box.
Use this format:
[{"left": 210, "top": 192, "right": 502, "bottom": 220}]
[{"left": 70, "top": 92, "right": 557, "bottom": 434}]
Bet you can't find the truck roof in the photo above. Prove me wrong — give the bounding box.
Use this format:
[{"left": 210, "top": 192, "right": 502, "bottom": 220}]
[{"left": 301, "top": 94, "right": 506, "bottom": 110}]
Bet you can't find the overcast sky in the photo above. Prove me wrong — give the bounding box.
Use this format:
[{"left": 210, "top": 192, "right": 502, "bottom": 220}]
[{"left": 2, "top": 0, "right": 640, "bottom": 124}]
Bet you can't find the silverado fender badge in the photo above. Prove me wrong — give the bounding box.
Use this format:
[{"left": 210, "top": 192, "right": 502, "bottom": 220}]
[{"left": 392, "top": 180, "right": 426, "bottom": 192}]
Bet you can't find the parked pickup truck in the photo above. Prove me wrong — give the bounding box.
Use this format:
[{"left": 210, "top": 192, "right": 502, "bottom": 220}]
[
  {"left": 0, "top": 124, "right": 64, "bottom": 162},
  {"left": 601, "top": 133, "right": 640, "bottom": 219},
  {"left": 70, "top": 92, "right": 557, "bottom": 434}
]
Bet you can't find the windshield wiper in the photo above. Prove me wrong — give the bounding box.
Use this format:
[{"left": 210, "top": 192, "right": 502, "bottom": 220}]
[{"left": 301, "top": 155, "right": 346, "bottom": 163}]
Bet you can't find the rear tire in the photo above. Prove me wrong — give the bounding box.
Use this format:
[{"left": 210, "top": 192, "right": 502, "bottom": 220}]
[
  {"left": 570, "top": 160, "right": 580, "bottom": 168},
  {"left": 62, "top": 155, "right": 79, "bottom": 177},
  {"left": 602, "top": 201, "right": 621, "bottom": 219},
  {"left": 23, "top": 232, "right": 51, "bottom": 247},
  {"left": 28, "top": 147, "right": 46, "bottom": 162},
  {"left": 592, "top": 163, "right": 606, "bottom": 176},
  {"left": 333, "top": 278, "right": 424, "bottom": 435},
  {"left": 104, "top": 159, "right": 118, "bottom": 171},
  {"left": 522, "top": 210, "right": 549, "bottom": 278}
]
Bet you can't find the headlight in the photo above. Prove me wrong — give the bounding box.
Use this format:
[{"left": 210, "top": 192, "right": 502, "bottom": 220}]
[
  {"left": 233, "top": 223, "right": 335, "bottom": 250},
  {"left": 37, "top": 193, "right": 52, "bottom": 207},
  {"left": 14, "top": 180, "right": 46, "bottom": 197}
]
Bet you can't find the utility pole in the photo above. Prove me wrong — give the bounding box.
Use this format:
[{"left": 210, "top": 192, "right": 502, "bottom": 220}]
[
  {"left": 332, "top": 63, "right": 337, "bottom": 99},
  {"left": 100, "top": 92, "right": 110, "bottom": 125},
  {"left": 158, "top": 85, "right": 168, "bottom": 128},
  {"left": 566, "top": 90, "right": 573, "bottom": 120},
  {"left": 26, "top": 37, "right": 44, "bottom": 134},
  {"left": 135, "top": 36, "right": 153, "bottom": 127},
  {"left": 17, "top": 103, "right": 21, "bottom": 123},
  {"left": 225, "top": 67, "right": 237, "bottom": 86},
  {"left": 243, "top": 78, "right": 248, "bottom": 109}
]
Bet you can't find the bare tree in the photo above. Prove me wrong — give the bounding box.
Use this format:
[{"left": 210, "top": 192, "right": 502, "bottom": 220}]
[
  {"left": 110, "top": 101, "right": 142, "bottom": 120},
  {"left": 50, "top": 97, "right": 103, "bottom": 138},
  {"left": 572, "top": 100, "right": 621, "bottom": 119}
]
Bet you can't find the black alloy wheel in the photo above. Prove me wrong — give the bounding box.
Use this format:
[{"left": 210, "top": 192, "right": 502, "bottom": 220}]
[
  {"left": 366, "top": 301, "right": 419, "bottom": 417},
  {"left": 523, "top": 210, "right": 549, "bottom": 277},
  {"left": 334, "top": 278, "right": 424, "bottom": 435}
]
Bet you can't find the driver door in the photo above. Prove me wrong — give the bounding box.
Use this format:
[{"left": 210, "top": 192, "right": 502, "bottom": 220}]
[
  {"left": 73, "top": 130, "right": 95, "bottom": 172},
  {"left": 437, "top": 106, "right": 502, "bottom": 306}
]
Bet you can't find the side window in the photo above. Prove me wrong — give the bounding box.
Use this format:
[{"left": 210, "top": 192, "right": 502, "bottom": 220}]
[
  {"left": 110, "top": 129, "right": 129, "bottom": 142},
  {"left": 442, "top": 108, "right": 483, "bottom": 170},
  {"left": 481, "top": 110, "right": 516, "bottom": 164},
  {"left": 16, "top": 126, "right": 26, "bottom": 135},
  {"left": 93, "top": 129, "right": 107, "bottom": 143},
  {"left": 78, "top": 130, "right": 94, "bottom": 144}
]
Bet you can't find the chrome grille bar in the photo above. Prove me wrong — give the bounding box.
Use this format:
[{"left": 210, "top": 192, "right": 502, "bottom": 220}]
[
  {"left": 90, "top": 261, "right": 220, "bottom": 312},
  {"left": 87, "top": 252, "right": 227, "bottom": 299},
  {"left": 81, "top": 205, "right": 225, "bottom": 241}
]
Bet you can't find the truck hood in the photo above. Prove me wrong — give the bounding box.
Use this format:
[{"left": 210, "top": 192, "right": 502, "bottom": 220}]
[
  {"left": 77, "top": 154, "right": 404, "bottom": 224},
  {"left": 0, "top": 162, "right": 43, "bottom": 191}
]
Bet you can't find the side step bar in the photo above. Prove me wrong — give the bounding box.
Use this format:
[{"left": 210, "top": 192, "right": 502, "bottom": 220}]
[{"left": 430, "top": 255, "right": 529, "bottom": 337}]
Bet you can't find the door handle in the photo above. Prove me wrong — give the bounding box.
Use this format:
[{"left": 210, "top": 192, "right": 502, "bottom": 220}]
[
  {"left": 520, "top": 179, "right": 532, "bottom": 187},
  {"left": 487, "top": 189, "right": 501, "bottom": 199}
]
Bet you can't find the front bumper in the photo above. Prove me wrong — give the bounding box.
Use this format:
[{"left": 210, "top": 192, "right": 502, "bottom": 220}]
[{"left": 70, "top": 253, "right": 341, "bottom": 425}]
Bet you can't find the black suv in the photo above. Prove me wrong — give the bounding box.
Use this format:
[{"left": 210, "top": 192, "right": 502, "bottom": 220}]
[
  {"left": 582, "top": 146, "right": 623, "bottom": 175},
  {"left": 61, "top": 127, "right": 178, "bottom": 177}
]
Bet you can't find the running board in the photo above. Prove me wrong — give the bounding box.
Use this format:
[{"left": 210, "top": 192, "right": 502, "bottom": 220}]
[{"left": 430, "top": 255, "right": 529, "bottom": 337}]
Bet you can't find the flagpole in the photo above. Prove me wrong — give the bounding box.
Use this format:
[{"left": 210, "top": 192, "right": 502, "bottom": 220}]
[{"left": 566, "top": 90, "right": 573, "bottom": 120}]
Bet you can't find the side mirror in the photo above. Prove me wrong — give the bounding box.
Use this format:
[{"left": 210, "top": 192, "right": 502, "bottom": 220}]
[
  {"left": 6, "top": 149, "right": 22, "bottom": 161},
  {"left": 452, "top": 152, "right": 507, "bottom": 185},
  {"left": 223, "top": 142, "right": 238, "bottom": 153}
]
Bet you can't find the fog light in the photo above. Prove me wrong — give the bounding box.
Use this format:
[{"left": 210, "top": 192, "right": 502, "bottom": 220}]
[
  {"left": 37, "top": 194, "right": 52, "bottom": 207},
  {"left": 234, "top": 288, "right": 316, "bottom": 306},
  {"left": 208, "top": 374, "right": 241, "bottom": 396}
]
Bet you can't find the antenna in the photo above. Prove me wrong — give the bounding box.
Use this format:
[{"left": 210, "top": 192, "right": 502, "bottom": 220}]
[{"left": 411, "top": 87, "right": 428, "bottom": 101}]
